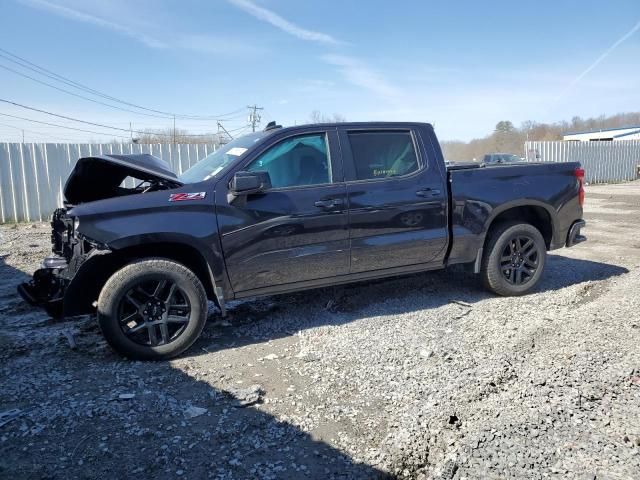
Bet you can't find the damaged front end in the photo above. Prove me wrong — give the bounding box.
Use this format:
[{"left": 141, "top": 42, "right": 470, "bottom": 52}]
[
  {"left": 18, "top": 208, "right": 111, "bottom": 318},
  {"left": 18, "top": 153, "right": 183, "bottom": 318}
]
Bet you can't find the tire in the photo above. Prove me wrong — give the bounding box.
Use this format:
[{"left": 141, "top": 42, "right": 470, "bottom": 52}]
[
  {"left": 97, "top": 258, "right": 208, "bottom": 360},
  {"left": 44, "top": 300, "right": 63, "bottom": 319},
  {"left": 481, "top": 222, "right": 547, "bottom": 296}
]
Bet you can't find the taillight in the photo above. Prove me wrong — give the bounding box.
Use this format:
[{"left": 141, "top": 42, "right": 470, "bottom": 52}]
[{"left": 575, "top": 167, "right": 585, "bottom": 207}]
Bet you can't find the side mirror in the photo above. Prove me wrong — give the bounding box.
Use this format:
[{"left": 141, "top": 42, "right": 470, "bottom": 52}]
[{"left": 229, "top": 171, "right": 272, "bottom": 199}]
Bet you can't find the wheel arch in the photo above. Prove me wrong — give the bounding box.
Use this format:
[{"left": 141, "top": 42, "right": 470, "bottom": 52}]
[
  {"left": 484, "top": 202, "right": 554, "bottom": 250},
  {"left": 63, "top": 240, "right": 219, "bottom": 317}
]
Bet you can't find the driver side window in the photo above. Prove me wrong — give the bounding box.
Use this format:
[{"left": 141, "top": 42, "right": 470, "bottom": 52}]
[{"left": 246, "top": 133, "right": 331, "bottom": 188}]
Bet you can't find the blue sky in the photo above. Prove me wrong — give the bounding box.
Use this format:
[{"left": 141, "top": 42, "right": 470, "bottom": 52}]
[{"left": 0, "top": 0, "right": 639, "bottom": 143}]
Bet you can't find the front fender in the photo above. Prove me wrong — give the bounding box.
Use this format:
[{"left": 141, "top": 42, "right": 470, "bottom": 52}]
[
  {"left": 62, "top": 233, "right": 230, "bottom": 317},
  {"left": 108, "top": 232, "right": 228, "bottom": 295},
  {"left": 73, "top": 195, "right": 232, "bottom": 297},
  {"left": 62, "top": 249, "right": 117, "bottom": 316}
]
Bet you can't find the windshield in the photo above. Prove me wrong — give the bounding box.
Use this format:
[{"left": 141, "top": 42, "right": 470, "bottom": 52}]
[{"left": 179, "top": 132, "right": 266, "bottom": 183}]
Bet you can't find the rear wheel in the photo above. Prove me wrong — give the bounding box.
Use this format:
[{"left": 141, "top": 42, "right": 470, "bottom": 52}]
[
  {"left": 97, "top": 258, "right": 207, "bottom": 360},
  {"left": 481, "top": 222, "right": 547, "bottom": 296}
]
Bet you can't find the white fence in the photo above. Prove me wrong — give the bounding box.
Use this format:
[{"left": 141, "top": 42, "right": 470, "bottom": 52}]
[
  {"left": 3, "top": 140, "right": 640, "bottom": 223},
  {"left": 525, "top": 141, "right": 640, "bottom": 184},
  {"left": 0, "top": 143, "right": 216, "bottom": 223}
]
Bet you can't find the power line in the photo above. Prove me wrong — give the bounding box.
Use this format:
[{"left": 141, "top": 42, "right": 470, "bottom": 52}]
[
  {"left": 0, "top": 63, "right": 173, "bottom": 119},
  {"left": 0, "top": 48, "right": 245, "bottom": 120},
  {"left": 0, "top": 47, "right": 246, "bottom": 120},
  {"left": 216, "top": 121, "right": 234, "bottom": 141},
  {"left": 262, "top": 109, "right": 274, "bottom": 122},
  {"left": 0, "top": 98, "right": 218, "bottom": 138},
  {"left": 0, "top": 121, "right": 85, "bottom": 142},
  {"left": 226, "top": 125, "right": 251, "bottom": 133},
  {"left": 0, "top": 111, "right": 131, "bottom": 139}
]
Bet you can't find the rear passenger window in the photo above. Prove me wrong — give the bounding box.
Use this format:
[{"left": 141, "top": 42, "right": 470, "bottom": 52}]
[{"left": 348, "top": 131, "right": 419, "bottom": 180}]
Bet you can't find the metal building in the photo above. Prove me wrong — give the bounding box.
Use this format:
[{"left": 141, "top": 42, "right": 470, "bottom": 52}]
[{"left": 563, "top": 126, "right": 640, "bottom": 142}]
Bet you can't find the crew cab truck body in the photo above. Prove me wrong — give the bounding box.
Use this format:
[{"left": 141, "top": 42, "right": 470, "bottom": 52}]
[{"left": 18, "top": 122, "right": 586, "bottom": 359}]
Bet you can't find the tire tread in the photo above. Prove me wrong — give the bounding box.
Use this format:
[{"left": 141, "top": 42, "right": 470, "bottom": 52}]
[
  {"left": 97, "top": 258, "right": 207, "bottom": 360},
  {"left": 481, "top": 221, "right": 546, "bottom": 296}
]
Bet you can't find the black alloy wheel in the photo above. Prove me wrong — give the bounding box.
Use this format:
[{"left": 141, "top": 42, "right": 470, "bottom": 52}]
[
  {"left": 97, "top": 258, "right": 208, "bottom": 360},
  {"left": 118, "top": 279, "right": 191, "bottom": 347},
  {"left": 481, "top": 222, "right": 547, "bottom": 296},
  {"left": 499, "top": 235, "right": 540, "bottom": 285}
]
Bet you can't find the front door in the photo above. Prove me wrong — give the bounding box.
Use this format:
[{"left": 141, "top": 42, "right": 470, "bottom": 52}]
[
  {"left": 215, "top": 129, "right": 349, "bottom": 294},
  {"left": 338, "top": 127, "right": 448, "bottom": 273}
]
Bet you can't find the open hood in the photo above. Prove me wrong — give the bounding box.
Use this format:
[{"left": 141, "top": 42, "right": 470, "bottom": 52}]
[{"left": 64, "top": 154, "right": 183, "bottom": 205}]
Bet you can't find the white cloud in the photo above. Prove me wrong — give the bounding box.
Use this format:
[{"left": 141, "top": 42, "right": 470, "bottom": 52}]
[
  {"left": 174, "top": 34, "right": 266, "bottom": 56},
  {"left": 19, "top": 0, "right": 168, "bottom": 48},
  {"left": 18, "top": 0, "right": 265, "bottom": 57},
  {"left": 225, "top": 1, "right": 404, "bottom": 101},
  {"left": 227, "top": 0, "right": 341, "bottom": 45},
  {"left": 322, "top": 54, "right": 401, "bottom": 99}
]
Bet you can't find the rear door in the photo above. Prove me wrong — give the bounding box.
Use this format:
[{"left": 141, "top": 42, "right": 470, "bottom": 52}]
[
  {"left": 215, "top": 128, "right": 349, "bottom": 294},
  {"left": 338, "top": 126, "right": 448, "bottom": 273}
]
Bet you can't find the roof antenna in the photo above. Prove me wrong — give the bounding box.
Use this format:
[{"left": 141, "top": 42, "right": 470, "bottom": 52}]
[{"left": 264, "top": 121, "right": 282, "bottom": 131}]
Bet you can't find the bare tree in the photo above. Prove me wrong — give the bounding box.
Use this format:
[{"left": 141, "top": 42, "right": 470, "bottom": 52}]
[
  {"left": 135, "top": 128, "right": 223, "bottom": 145},
  {"left": 331, "top": 113, "right": 347, "bottom": 123},
  {"left": 440, "top": 111, "right": 640, "bottom": 161},
  {"left": 309, "top": 111, "right": 347, "bottom": 124}
]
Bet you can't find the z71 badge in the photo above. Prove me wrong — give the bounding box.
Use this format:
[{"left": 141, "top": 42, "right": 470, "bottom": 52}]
[{"left": 169, "top": 192, "right": 206, "bottom": 202}]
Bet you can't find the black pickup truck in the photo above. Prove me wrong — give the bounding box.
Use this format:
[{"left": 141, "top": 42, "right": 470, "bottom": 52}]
[{"left": 19, "top": 122, "right": 586, "bottom": 359}]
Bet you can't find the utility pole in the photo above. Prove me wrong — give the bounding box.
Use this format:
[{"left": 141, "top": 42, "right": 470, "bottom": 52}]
[
  {"left": 173, "top": 115, "right": 176, "bottom": 144},
  {"left": 247, "top": 105, "right": 263, "bottom": 132},
  {"left": 22, "top": 129, "right": 24, "bottom": 144},
  {"left": 217, "top": 121, "right": 234, "bottom": 142},
  {"left": 130, "top": 122, "right": 133, "bottom": 143}
]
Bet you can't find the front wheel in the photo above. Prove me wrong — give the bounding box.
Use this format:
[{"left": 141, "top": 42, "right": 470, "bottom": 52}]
[
  {"left": 481, "top": 222, "right": 547, "bottom": 296},
  {"left": 97, "top": 258, "right": 208, "bottom": 360}
]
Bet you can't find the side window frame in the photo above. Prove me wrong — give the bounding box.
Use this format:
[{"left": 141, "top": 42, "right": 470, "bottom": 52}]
[
  {"left": 232, "top": 128, "right": 342, "bottom": 192},
  {"left": 338, "top": 128, "right": 425, "bottom": 184}
]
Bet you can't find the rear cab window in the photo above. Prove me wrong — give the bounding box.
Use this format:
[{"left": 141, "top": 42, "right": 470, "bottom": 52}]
[{"left": 345, "top": 131, "right": 420, "bottom": 181}]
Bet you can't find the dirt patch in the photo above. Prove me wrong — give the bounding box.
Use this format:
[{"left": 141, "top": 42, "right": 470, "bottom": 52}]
[{"left": 1, "top": 182, "right": 640, "bottom": 479}]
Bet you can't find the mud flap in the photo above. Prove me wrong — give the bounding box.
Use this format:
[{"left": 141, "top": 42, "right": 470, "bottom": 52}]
[{"left": 214, "top": 286, "right": 227, "bottom": 317}]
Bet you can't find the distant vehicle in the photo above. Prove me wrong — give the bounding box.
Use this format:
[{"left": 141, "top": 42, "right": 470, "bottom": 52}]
[
  {"left": 483, "top": 153, "right": 524, "bottom": 164},
  {"left": 19, "top": 122, "right": 586, "bottom": 360}
]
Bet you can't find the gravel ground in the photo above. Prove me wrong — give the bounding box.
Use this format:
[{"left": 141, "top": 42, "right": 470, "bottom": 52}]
[{"left": 1, "top": 181, "right": 639, "bottom": 480}]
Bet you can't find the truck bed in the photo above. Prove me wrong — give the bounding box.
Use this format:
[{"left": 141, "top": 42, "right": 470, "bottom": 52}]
[
  {"left": 446, "top": 161, "right": 540, "bottom": 170},
  {"left": 446, "top": 161, "right": 583, "bottom": 265}
]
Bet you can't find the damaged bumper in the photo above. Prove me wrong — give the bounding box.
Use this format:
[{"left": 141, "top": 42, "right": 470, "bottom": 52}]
[
  {"left": 18, "top": 259, "right": 67, "bottom": 316},
  {"left": 18, "top": 208, "right": 111, "bottom": 318},
  {"left": 19, "top": 249, "right": 111, "bottom": 318}
]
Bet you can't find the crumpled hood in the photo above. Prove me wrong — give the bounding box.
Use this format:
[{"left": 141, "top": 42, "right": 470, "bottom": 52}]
[{"left": 64, "top": 154, "right": 183, "bottom": 205}]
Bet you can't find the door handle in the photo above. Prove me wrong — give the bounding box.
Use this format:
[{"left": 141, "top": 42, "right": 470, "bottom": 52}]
[
  {"left": 314, "top": 198, "right": 344, "bottom": 208},
  {"left": 416, "top": 188, "right": 441, "bottom": 197}
]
